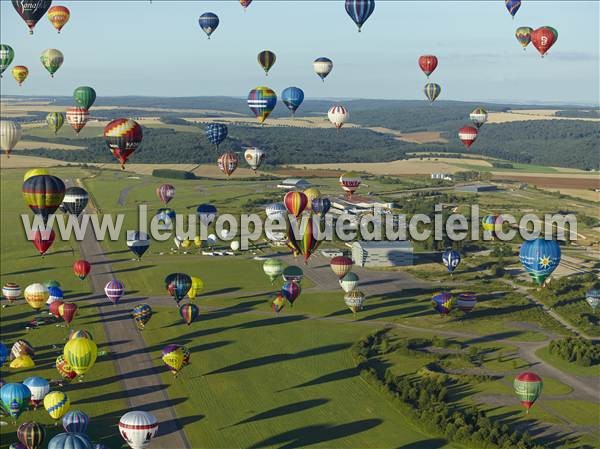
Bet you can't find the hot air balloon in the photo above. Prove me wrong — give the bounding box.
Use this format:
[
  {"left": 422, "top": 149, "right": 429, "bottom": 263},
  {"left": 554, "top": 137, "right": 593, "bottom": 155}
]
[
  {"left": 303, "top": 188, "right": 320, "bottom": 211},
  {"left": 12, "top": 66, "right": 28, "bottom": 86},
  {"left": 12, "top": 0, "right": 52, "bottom": 34},
  {"left": 64, "top": 337, "right": 97, "bottom": 376},
  {"left": 55, "top": 355, "right": 77, "bottom": 382},
  {"left": 48, "top": 6, "right": 70, "bottom": 33},
  {"left": 281, "top": 281, "right": 301, "bottom": 306},
  {"left": 11, "top": 340, "right": 34, "bottom": 361},
  {"left": 47, "top": 433, "right": 92, "bottom": 449},
  {"left": 44, "top": 391, "right": 70, "bottom": 420},
  {"left": 46, "top": 112, "right": 65, "bottom": 135},
  {"left": 1, "top": 120, "right": 22, "bottom": 157},
  {"left": 119, "top": 411, "right": 159, "bottom": 449},
  {"left": 156, "top": 184, "right": 175, "bottom": 205},
  {"left": 17, "top": 421, "right": 45, "bottom": 449},
  {"left": 155, "top": 208, "right": 176, "bottom": 230},
  {"left": 586, "top": 288, "right": 600, "bottom": 312},
  {"left": 180, "top": 303, "right": 199, "bottom": 325},
  {"left": 66, "top": 107, "right": 89, "bottom": 134},
  {"left": 418, "top": 55, "right": 438, "bottom": 78},
  {"left": 24, "top": 169, "right": 49, "bottom": 181},
  {"left": 248, "top": 86, "right": 277, "bottom": 124},
  {"left": 0, "top": 44, "right": 15, "bottom": 77},
  {"left": 24, "top": 283, "right": 49, "bottom": 310},
  {"left": 258, "top": 50, "right": 276, "bottom": 76},
  {"left": 49, "top": 300, "right": 64, "bottom": 319},
  {"left": 265, "top": 202, "right": 286, "bottom": 220},
  {"left": 62, "top": 410, "right": 89, "bottom": 433},
  {"left": 470, "top": 107, "right": 488, "bottom": 129},
  {"left": 71, "top": 261, "right": 90, "bottom": 283},
  {"left": 45, "top": 279, "right": 60, "bottom": 288},
  {"left": 432, "top": 292, "right": 454, "bottom": 316},
  {"left": 345, "top": 0, "right": 375, "bottom": 32},
  {"left": 205, "top": 123, "right": 228, "bottom": 150},
  {"left": 132, "top": 304, "right": 152, "bottom": 329},
  {"left": 281, "top": 87, "right": 304, "bottom": 116},
  {"left": 240, "top": 0, "right": 252, "bottom": 10},
  {"left": 284, "top": 191, "right": 308, "bottom": 218},
  {"left": 10, "top": 355, "right": 35, "bottom": 369},
  {"left": 287, "top": 215, "right": 320, "bottom": 262},
  {"left": 482, "top": 214, "right": 502, "bottom": 238},
  {"left": 442, "top": 249, "right": 461, "bottom": 274},
  {"left": 531, "top": 26, "right": 558, "bottom": 57},
  {"left": 282, "top": 266, "right": 304, "bottom": 283},
  {"left": 272, "top": 293, "right": 286, "bottom": 314},
  {"left": 196, "top": 204, "right": 217, "bottom": 227},
  {"left": 73, "top": 86, "right": 96, "bottom": 110},
  {"left": 244, "top": 147, "right": 266, "bottom": 172},
  {"left": 62, "top": 186, "right": 89, "bottom": 216},
  {"left": 166, "top": 273, "right": 192, "bottom": 305},
  {"left": 505, "top": 0, "right": 521, "bottom": 18},
  {"left": 198, "top": 12, "right": 219, "bottom": 39},
  {"left": 188, "top": 277, "right": 204, "bottom": 300},
  {"left": 23, "top": 377, "right": 49, "bottom": 409},
  {"left": 344, "top": 290, "right": 365, "bottom": 315},
  {"left": 162, "top": 345, "right": 185, "bottom": 376},
  {"left": 515, "top": 27, "right": 533, "bottom": 50},
  {"left": 311, "top": 197, "right": 331, "bottom": 218},
  {"left": 47, "top": 286, "right": 63, "bottom": 306},
  {"left": 218, "top": 152, "right": 238, "bottom": 177},
  {"left": 104, "top": 119, "right": 143, "bottom": 169},
  {"left": 40, "top": 49, "right": 64, "bottom": 77},
  {"left": 519, "top": 238, "right": 561, "bottom": 286},
  {"left": 68, "top": 329, "right": 93, "bottom": 341},
  {"left": 458, "top": 125, "right": 478, "bottom": 149},
  {"left": 59, "top": 302, "right": 77, "bottom": 325},
  {"left": 340, "top": 272, "right": 359, "bottom": 293},
  {"left": 2, "top": 283, "right": 20, "bottom": 304},
  {"left": 514, "top": 372, "right": 543, "bottom": 412},
  {"left": 313, "top": 57, "right": 333, "bottom": 81},
  {"left": 328, "top": 105, "right": 348, "bottom": 130},
  {"left": 127, "top": 231, "right": 150, "bottom": 260},
  {"left": 0, "top": 342, "right": 8, "bottom": 366},
  {"left": 457, "top": 292, "right": 477, "bottom": 313},
  {"left": 424, "top": 83, "right": 441, "bottom": 103},
  {"left": 104, "top": 279, "right": 125, "bottom": 305},
  {"left": 330, "top": 256, "right": 353, "bottom": 279},
  {"left": 339, "top": 171, "right": 361, "bottom": 197},
  {"left": 30, "top": 229, "right": 55, "bottom": 255},
  {"left": 263, "top": 259, "right": 284, "bottom": 284}
]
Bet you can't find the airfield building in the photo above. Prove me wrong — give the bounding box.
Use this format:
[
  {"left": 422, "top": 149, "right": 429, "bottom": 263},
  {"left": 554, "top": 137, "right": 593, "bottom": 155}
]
[
  {"left": 277, "top": 178, "right": 311, "bottom": 190},
  {"left": 455, "top": 184, "right": 499, "bottom": 193},
  {"left": 351, "top": 240, "right": 414, "bottom": 267}
]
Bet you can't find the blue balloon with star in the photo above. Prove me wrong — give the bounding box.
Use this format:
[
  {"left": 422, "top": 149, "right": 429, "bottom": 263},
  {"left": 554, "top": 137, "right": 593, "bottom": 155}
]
[{"left": 519, "top": 238, "right": 561, "bottom": 286}]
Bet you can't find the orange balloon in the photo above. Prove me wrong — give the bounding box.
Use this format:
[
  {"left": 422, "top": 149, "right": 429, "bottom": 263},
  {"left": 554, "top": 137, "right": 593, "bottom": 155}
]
[
  {"left": 12, "top": 66, "right": 28, "bottom": 86},
  {"left": 48, "top": 5, "right": 70, "bottom": 33}
]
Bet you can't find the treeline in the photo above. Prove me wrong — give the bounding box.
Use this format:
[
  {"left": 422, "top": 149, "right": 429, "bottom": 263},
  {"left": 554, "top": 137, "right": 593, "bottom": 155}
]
[
  {"left": 352, "top": 331, "right": 545, "bottom": 449},
  {"left": 548, "top": 337, "right": 600, "bottom": 367}
]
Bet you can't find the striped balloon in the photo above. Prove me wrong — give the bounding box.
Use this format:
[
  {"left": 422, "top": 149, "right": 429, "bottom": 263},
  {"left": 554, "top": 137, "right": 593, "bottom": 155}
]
[
  {"left": 515, "top": 27, "right": 533, "bottom": 49},
  {"left": 457, "top": 292, "right": 477, "bottom": 313},
  {"left": 59, "top": 302, "right": 77, "bottom": 325},
  {"left": 217, "top": 152, "right": 239, "bottom": 177},
  {"left": 313, "top": 57, "right": 333, "bottom": 81},
  {"left": 2, "top": 283, "right": 21, "bottom": 304},
  {"left": 345, "top": 0, "right": 375, "bottom": 32},
  {"left": 46, "top": 112, "right": 65, "bottom": 134},
  {"left": 0, "top": 383, "right": 31, "bottom": 419},
  {"left": 24, "top": 168, "right": 49, "bottom": 181},
  {"left": 272, "top": 293, "right": 286, "bottom": 314},
  {"left": 339, "top": 171, "right": 361, "bottom": 197},
  {"left": 104, "top": 119, "right": 143, "bottom": 169},
  {"left": 43, "top": 391, "right": 70, "bottom": 420},
  {"left": 514, "top": 372, "right": 542, "bottom": 412},
  {"left": 55, "top": 355, "right": 77, "bottom": 382},
  {"left": 68, "top": 329, "right": 93, "bottom": 341},
  {"left": 458, "top": 125, "right": 478, "bottom": 149},
  {"left": 11, "top": 339, "right": 34, "bottom": 361},
  {"left": 47, "top": 433, "right": 92, "bottom": 449},
  {"left": 119, "top": 411, "right": 159, "bottom": 449},
  {"left": 432, "top": 292, "right": 454, "bottom": 315},
  {"left": 340, "top": 272, "right": 359, "bottom": 293},
  {"left": 24, "top": 283, "right": 49, "bottom": 310},
  {"left": 586, "top": 289, "right": 600, "bottom": 312},
  {"left": 17, "top": 421, "right": 45, "bottom": 449},
  {"left": 258, "top": 50, "right": 276, "bottom": 75},
  {"left": 263, "top": 259, "right": 284, "bottom": 283},
  {"left": 1, "top": 120, "right": 23, "bottom": 156},
  {"left": 66, "top": 107, "right": 89, "bottom": 134},
  {"left": 179, "top": 303, "right": 199, "bottom": 326},
  {"left": 344, "top": 290, "right": 365, "bottom": 314},
  {"left": 287, "top": 215, "right": 320, "bottom": 262},
  {"left": 132, "top": 304, "right": 152, "bottom": 329},
  {"left": 0, "top": 44, "right": 15, "bottom": 77},
  {"left": 126, "top": 231, "right": 150, "bottom": 259},
  {"left": 424, "top": 83, "right": 441, "bottom": 103},
  {"left": 104, "top": 279, "right": 125, "bottom": 304},
  {"left": 282, "top": 266, "right": 304, "bottom": 283},
  {"left": 156, "top": 184, "right": 175, "bottom": 205},
  {"left": 311, "top": 197, "right": 331, "bottom": 218},
  {"left": 205, "top": 123, "right": 228, "bottom": 149},
  {"left": 247, "top": 86, "right": 277, "bottom": 124},
  {"left": 73, "top": 260, "right": 91, "bottom": 280},
  {"left": 73, "top": 86, "right": 96, "bottom": 110},
  {"left": 23, "top": 377, "right": 49, "bottom": 409},
  {"left": 470, "top": 107, "right": 488, "bottom": 129},
  {"left": 47, "top": 6, "right": 70, "bottom": 33},
  {"left": 166, "top": 273, "right": 192, "bottom": 304},
  {"left": 283, "top": 191, "right": 308, "bottom": 218},
  {"left": 281, "top": 87, "right": 304, "bottom": 115},
  {"left": 198, "top": 12, "right": 219, "bottom": 39},
  {"left": 330, "top": 256, "right": 353, "bottom": 279},
  {"left": 22, "top": 174, "right": 65, "bottom": 222},
  {"left": 63, "top": 337, "right": 97, "bottom": 376},
  {"left": 62, "top": 410, "right": 89, "bottom": 433},
  {"left": 328, "top": 105, "right": 348, "bottom": 130},
  {"left": 519, "top": 238, "right": 561, "bottom": 286}
]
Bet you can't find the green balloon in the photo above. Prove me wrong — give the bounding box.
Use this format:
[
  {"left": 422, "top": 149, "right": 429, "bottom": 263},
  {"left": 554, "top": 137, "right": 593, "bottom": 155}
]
[
  {"left": 46, "top": 112, "right": 65, "bottom": 134},
  {"left": 40, "top": 48, "right": 64, "bottom": 77},
  {"left": 73, "top": 86, "right": 97, "bottom": 110},
  {"left": 0, "top": 44, "right": 15, "bottom": 77}
]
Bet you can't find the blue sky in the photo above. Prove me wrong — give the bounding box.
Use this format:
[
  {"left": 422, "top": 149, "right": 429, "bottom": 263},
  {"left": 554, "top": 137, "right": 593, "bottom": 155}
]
[{"left": 1, "top": 1, "right": 598, "bottom": 104}]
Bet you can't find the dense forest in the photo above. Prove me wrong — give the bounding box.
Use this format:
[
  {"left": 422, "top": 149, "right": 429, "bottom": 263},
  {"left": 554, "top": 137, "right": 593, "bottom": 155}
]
[{"left": 8, "top": 96, "right": 599, "bottom": 169}]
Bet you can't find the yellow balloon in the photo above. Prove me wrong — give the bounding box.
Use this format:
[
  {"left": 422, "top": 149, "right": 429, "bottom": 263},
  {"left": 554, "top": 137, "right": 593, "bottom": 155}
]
[
  {"left": 181, "top": 238, "right": 191, "bottom": 249},
  {"left": 303, "top": 187, "right": 321, "bottom": 211},
  {"left": 24, "top": 168, "right": 50, "bottom": 181},
  {"left": 162, "top": 348, "right": 184, "bottom": 375},
  {"left": 188, "top": 277, "right": 204, "bottom": 300},
  {"left": 63, "top": 337, "right": 97, "bottom": 375},
  {"left": 44, "top": 391, "right": 70, "bottom": 420},
  {"left": 194, "top": 236, "right": 202, "bottom": 248},
  {"left": 9, "top": 355, "right": 35, "bottom": 369},
  {"left": 24, "top": 283, "right": 49, "bottom": 310}
]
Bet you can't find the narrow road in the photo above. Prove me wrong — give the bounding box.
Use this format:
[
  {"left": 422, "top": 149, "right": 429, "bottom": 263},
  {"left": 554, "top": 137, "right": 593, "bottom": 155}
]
[{"left": 75, "top": 180, "right": 191, "bottom": 449}]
